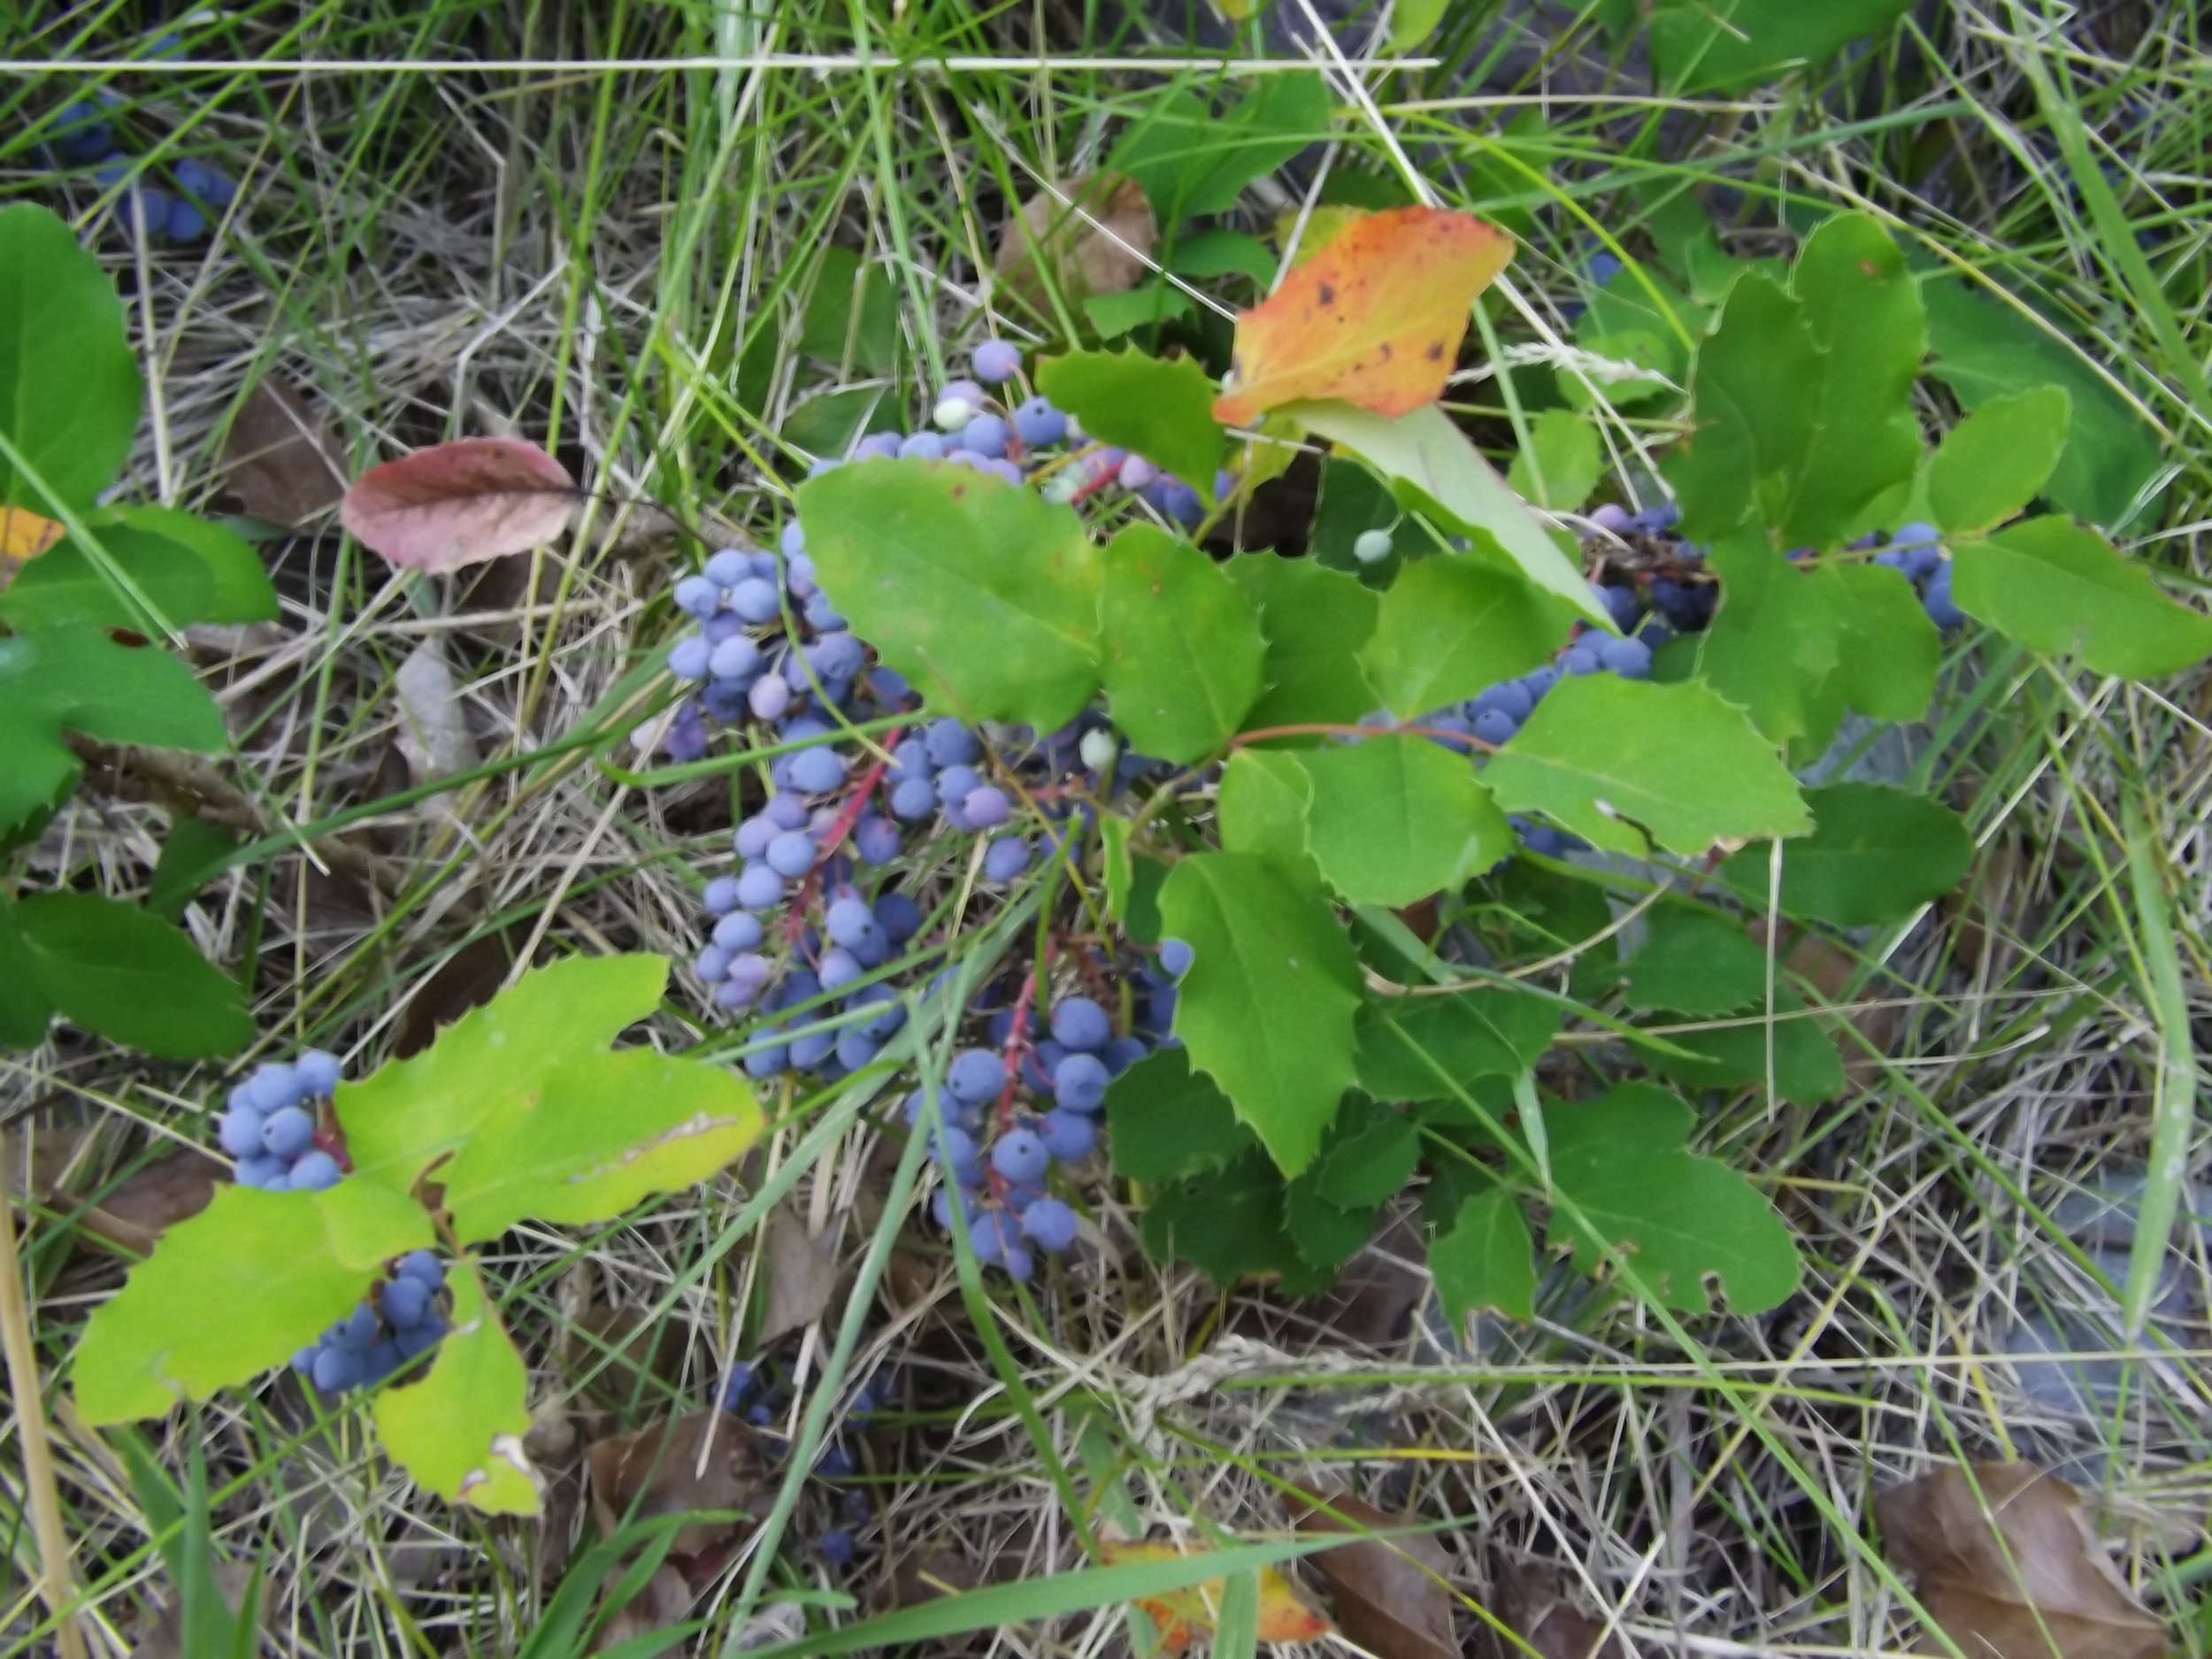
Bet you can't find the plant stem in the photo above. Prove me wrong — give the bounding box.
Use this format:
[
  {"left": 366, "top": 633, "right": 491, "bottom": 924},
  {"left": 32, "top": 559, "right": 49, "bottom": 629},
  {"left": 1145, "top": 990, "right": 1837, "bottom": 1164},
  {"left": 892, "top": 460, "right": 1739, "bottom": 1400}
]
[{"left": 0, "top": 1183, "right": 88, "bottom": 1659}]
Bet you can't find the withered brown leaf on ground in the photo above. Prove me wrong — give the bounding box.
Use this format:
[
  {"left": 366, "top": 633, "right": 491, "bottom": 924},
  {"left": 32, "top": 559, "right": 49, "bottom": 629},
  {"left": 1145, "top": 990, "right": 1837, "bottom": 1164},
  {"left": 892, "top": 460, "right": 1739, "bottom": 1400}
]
[
  {"left": 8, "top": 1128, "right": 222, "bottom": 1256},
  {"left": 341, "top": 436, "right": 577, "bottom": 572},
  {"left": 584, "top": 1409, "right": 772, "bottom": 1564},
  {"left": 221, "top": 377, "right": 348, "bottom": 526},
  {"left": 392, "top": 933, "right": 512, "bottom": 1057},
  {"left": 1290, "top": 1489, "right": 1456, "bottom": 1659},
  {"left": 1877, "top": 1461, "right": 2168, "bottom": 1659},
  {"left": 995, "top": 172, "right": 1156, "bottom": 311},
  {"left": 1479, "top": 1561, "right": 1625, "bottom": 1659},
  {"left": 756, "top": 1204, "right": 841, "bottom": 1347}
]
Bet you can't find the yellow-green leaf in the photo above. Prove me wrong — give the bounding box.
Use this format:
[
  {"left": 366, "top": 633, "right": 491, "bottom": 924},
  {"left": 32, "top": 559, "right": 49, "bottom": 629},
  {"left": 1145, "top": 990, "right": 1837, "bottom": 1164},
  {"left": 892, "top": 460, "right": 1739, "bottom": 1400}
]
[{"left": 373, "top": 1268, "right": 538, "bottom": 1515}]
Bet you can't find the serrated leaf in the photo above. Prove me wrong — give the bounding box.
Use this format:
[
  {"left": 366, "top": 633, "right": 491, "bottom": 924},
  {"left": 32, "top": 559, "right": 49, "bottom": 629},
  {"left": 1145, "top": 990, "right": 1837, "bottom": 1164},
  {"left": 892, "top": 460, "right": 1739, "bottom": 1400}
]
[
  {"left": 442, "top": 1049, "right": 764, "bottom": 1244},
  {"left": 1217, "top": 749, "right": 1313, "bottom": 870},
  {"left": 1310, "top": 1107, "right": 1420, "bottom": 1209},
  {"left": 1927, "top": 387, "right": 2070, "bottom": 536},
  {"left": 1108, "top": 1046, "right": 1259, "bottom": 1184},
  {"left": 335, "top": 954, "right": 668, "bottom": 1190},
  {"left": 341, "top": 437, "right": 577, "bottom": 572},
  {"left": 0, "top": 505, "right": 277, "bottom": 633},
  {"left": 1543, "top": 1082, "right": 1801, "bottom": 1311},
  {"left": 800, "top": 459, "right": 1102, "bottom": 730},
  {"left": 1099, "top": 523, "right": 1264, "bottom": 762},
  {"left": 1159, "top": 852, "right": 1363, "bottom": 1178},
  {"left": 1483, "top": 675, "right": 1810, "bottom": 856},
  {"left": 1648, "top": 0, "right": 1913, "bottom": 92},
  {"left": 1824, "top": 561, "right": 1939, "bottom": 726},
  {"left": 73, "top": 1182, "right": 433, "bottom": 1423},
  {"left": 147, "top": 816, "right": 243, "bottom": 921},
  {"left": 1294, "top": 401, "right": 1609, "bottom": 628},
  {"left": 1667, "top": 271, "right": 1820, "bottom": 540},
  {"left": 1696, "top": 534, "right": 1843, "bottom": 749},
  {"left": 1505, "top": 409, "right": 1601, "bottom": 511},
  {"left": 1225, "top": 554, "right": 1379, "bottom": 729},
  {"left": 1085, "top": 284, "right": 1196, "bottom": 342},
  {"left": 1281, "top": 1179, "right": 1377, "bottom": 1274},
  {"left": 1037, "top": 349, "right": 1225, "bottom": 504},
  {"left": 0, "top": 203, "right": 142, "bottom": 511},
  {"left": 11, "top": 892, "right": 251, "bottom": 1059},
  {"left": 1353, "top": 991, "right": 1560, "bottom": 1102},
  {"left": 1294, "top": 734, "right": 1512, "bottom": 905},
  {"left": 1106, "top": 74, "right": 1331, "bottom": 224},
  {"left": 1140, "top": 1148, "right": 1306, "bottom": 1287},
  {"left": 1359, "top": 555, "right": 1564, "bottom": 719},
  {"left": 0, "top": 625, "right": 227, "bottom": 832},
  {"left": 1640, "top": 991, "right": 1845, "bottom": 1104},
  {"left": 373, "top": 1268, "right": 538, "bottom": 1515},
  {"left": 1717, "top": 781, "right": 1971, "bottom": 926},
  {"left": 1952, "top": 515, "right": 2212, "bottom": 680},
  {"left": 1622, "top": 903, "right": 1770, "bottom": 1016},
  {"left": 0, "top": 895, "right": 57, "bottom": 1046},
  {"left": 1431, "top": 1187, "right": 1535, "bottom": 1322},
  {"left": 1213, "top": 208, "right": 1514, "bottom": 424}
]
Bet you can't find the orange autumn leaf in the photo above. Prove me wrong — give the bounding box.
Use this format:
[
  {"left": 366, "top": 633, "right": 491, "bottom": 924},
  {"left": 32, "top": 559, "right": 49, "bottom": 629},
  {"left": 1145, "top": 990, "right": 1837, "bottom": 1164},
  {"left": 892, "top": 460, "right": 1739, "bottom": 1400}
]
[
  {"left": 1213, "top": 205, "right": 1514, "bottom": 426},
  {"left": 1, "top": 506, "right": 65, "bottom": 561},
  {"left": 1099, "top": 1540, "right": 1334, "bottom": 1651}
]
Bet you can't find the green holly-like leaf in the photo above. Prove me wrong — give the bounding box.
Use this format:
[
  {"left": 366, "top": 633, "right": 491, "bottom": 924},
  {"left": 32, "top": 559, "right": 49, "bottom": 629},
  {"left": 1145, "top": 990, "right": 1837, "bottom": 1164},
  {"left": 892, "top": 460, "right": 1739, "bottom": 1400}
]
[
  {"left": 1106, "top": 74, "right": 1331, "bottom": 223},
  {"left": 1647, "top": 0, "right": 1912, "bottom": 93},
  {"left": 1036, "top": 349, "right": 1225, "bottom": 506},
  {"left": 1926, "top": 387, "right": 2070, "bottom": 537},
  {"left": 442, "top": 1049, "right": 764, "bottom": 1244},
  {"left": 1310, "top": 454, "right": 1404, "bottom": 585},
  {"left": 1308, "top": 1103, "right": 1421, "bottom": 1209},
  {"left": 373, "top": 1267, "right": 538, "bottom": 1515},
  {"left": 147, "top": 816, "right": 243, "bottom": 921},
  {"left": 0, "top": 895, "right": 57, "bottom": 1046},
  {"left": 0, "top": 625, "right": 228, "bottom": 833},
  {"left": 1217, "top": 749, "right": 1314, "bottom": 872},
  {"left": 336, "top": 954, "right": 669, "bottom": 1190},
  {"left": 1543, "top": 1083, "right": 1801, "bottom": 1311},
  {"left": 1639, "top": 991, "right": 1845, "bottom": 1104},
  {"left": 1353, "top": 989, "right": 1560, "bottom": 1102},
  {"left": 1294, "top": 734, "right": 1512, "bottom": 906},
  {"left": 0, "top": 506, "right": 279, "bottom": 634},
  {"left": 8, "top": 892, "right": 251, "bottom": 1058},
  {"left": 1481, "top": 675, "right": 1810, "bottom": 856},
  {"left": 1099, "top": 523, "right": 1264, "bottom": 763},
  {"left": 1823, "top": 561, "right": 1939, "bottom": 726},
  {"left": 1952, "top": 515, "right": 2212, "bottom": 680},
  {"left": 1281, "top": 1178, "right": 1376, "bottom": 1275},
  {"left": 1158, "top": 852, "right": 1363, "bottom": 1179},
  {"left": 1668, "top": 271, "right": 1820, "bottom": 540},
  {"left": 1225, "top": 554, "right": 1379, "bottom": 730},
  {"left": 1621, "top": 903, "right": 1770, "bottom": 1016},
  {"left": 1693, "top": 534, "right": 1841, "bottom": 749},
  {"left": 1505, "top": 409, "right": 1601, "bottom": 511},
  {"left": 1086, "top": 284, "right": 1197, "bottom": 342},
  {"left": 798, "top": 459, "right": 1102, "bottom": 730},
  {"left": 0, "top": 204, "right": 142, "bottom": 511},
  {"left": 1717, "top": 781, "right": 1971, "bottom": 926},
  {"left": 1430, "top": 1187, "right": 1535, "bottom": 1323},
  {"left": 73, "top": 1180, "right": 433, "bottom": 1423},
  {"left": 1359, "top": 556, "right": 1563, "bottom": 720},
  {"left": 1107, "top": 1046, "right": 1260, "bottom": 1184},
  {"left": 1291, "top": 401, "right": 1611, "bottom": 629},
  {"left": 1140, "top": 1148, "right": 1328, "bottom": 1291}
]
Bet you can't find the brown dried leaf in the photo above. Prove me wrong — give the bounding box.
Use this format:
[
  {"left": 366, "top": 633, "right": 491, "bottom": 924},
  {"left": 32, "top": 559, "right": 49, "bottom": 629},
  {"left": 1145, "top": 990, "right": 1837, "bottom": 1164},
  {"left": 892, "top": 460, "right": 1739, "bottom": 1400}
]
[
  {"left": 881, "top": 1546, "right": 981, "bottom": 1610},
  {"left": 1, "top": 505, "right": 66, "bottom": 595},
  {"left": 757, "top": 1204, "right": 841, "bottom": 1347},
  {"left": 1479, "top": 1562, "right": 1625, "bottom": 1659},
  {"left": 1877, "top": 1461, "right": 2168, "bottom": 1659},
  {"left": 584, "top": 1409, "right": 772, "bottom": 1564},
  {"left": 588, "top": 1563, "right": 695, "bottom": 1655},
  {"left": 8, "top": 1128, "right": 221, "bottom": 1257},
  {"left": 1291, "top": 1490, "right": 1456, "bottom": 1659},
  {"left": 392, "top": 934, "right": 511, "bottom": 1058},
  {"left": 220, "top": 378, "right": 347, "bottom": 526},
  {"left": 1747, "top": 919, "right": 1898, "bottom": 1091},
  {"left": 572, "top": 1302, "right": 690, "bottom": 1406},
  {"left": 340, "top": 436, "right": 576, "bottom": 572},
  {"left": 995, "top": 172, "right": 1157, "bottom": 311}
]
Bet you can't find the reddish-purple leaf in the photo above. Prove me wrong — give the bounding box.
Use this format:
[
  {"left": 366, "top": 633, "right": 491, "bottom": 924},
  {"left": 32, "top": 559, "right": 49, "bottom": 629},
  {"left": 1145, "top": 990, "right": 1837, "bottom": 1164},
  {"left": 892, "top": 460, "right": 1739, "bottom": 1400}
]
[{"left": 341, "top": 437, "right": 576, "bottom": 572}]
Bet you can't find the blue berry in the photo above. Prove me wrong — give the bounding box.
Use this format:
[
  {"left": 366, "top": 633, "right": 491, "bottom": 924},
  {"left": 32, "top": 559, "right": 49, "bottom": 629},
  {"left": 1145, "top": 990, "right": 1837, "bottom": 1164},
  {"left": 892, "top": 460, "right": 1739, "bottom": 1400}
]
[
  {"left": 947, "top": 1048, "right": 1005, "bottom": 1105},
  {"left": 1022, "top": 1196, "right": 1078, "bottom": 1252},
  {"left": 818, "top": 1527, "right": 857, "bottom": 1565},
  {"left": 991, "top": 1128, "right": 1049, "bottom": 1184},
  {"left": 1054, "top": 1051, "right": 1111, "bottom": 1113},
  {"left": 1011, "top": 397, "right": 1067, "bottom": 446},
  {"left": 983, "top": 836, "right": 1032, "bottom": 881},
  {"left": 972, "top": 340, "right": 1023, "bottom": 383},
  {"left": 1035, "top": 1110, "right": 1097, "bottom": 1161}
]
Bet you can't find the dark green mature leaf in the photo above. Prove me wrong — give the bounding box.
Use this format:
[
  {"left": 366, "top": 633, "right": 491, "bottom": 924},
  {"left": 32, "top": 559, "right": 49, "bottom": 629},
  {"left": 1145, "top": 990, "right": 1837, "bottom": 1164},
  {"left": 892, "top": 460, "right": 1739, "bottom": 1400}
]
[
  {"left": 799, "top": 247, "right": 897, "bottom": 375},
  {"left": 1431, "top": 1187, "right": 1535, "bottom": 1322},
  {"left": 1354, "top": 989, "right": 1560, "bottom": 1102},
  {"left": 1622, "top": 904, "right": 1770, "bottom": 1016},
  {"left": 73, "top": 1179, "right": 433, "bottom": 1422},
  {"left": 1309, "top": 454, "right": 1402, "bottom": 585},
  {"left": 1037, "top": 350, "right": 1225, "bottom": 504},
  {"left": 1922, "top": 275, "right": 2161, "bottom": 528},
  {"left": 1107, "top": 1046, "right": 1258, "bottom": 1183},
  {"left": 1926, "top": 387, "right": 2070, "bottom": 537},
  {"left": 1647, "top": 0, "right": 1912, "bottom": 92},
  {"left": 1640, "top": 992, "right": 1845, "bottom": 1104},
  {"left": 11, "top": 892, "right": 251, "bottom": 1058},
  {"left": 1482, "top": 675, "right": 1810, "bottom": 856},
  {"left": 373, "top": 1268, "right": 538, "bottom": 1514},
  {"left": 1718, "top": 781, "right": 1971, "bottom": 926},
  {"left": 1281, "top": 1179, "right": 1376, "bottom": 1273},
  {"left": 1668, "top": 271, "right": 1819, "bottom": 539},
  {"left": 1505, "top": 409, "right": 1601, "bottom": 511},
  {"left": 1217, "top": 749, "right": 1313, "bottom": 872},
  {"left": 1309, "top": 1105, "right": 1421, "bottom": 1209},
  {"left": 1159, "top": 852, "right": 1363, "bottom": 1178},
  {"left": 0, "top": 204, "right": 142, "bottom": 510},
  {"left": 782, "top": 386, "right": 888, "bottom": 461},
  {"left": 1697, "top": 534, "right": 1843, "bottom": 749},
  {"left": 147, "top": 817, "right": 244, "bottom": 921},
  {"left": 1141, "top": 1148, "right": 1303, "bottom": 1286},
  {"left": 1294, "top": 734, "right": 1511, "bottom": 905},
  {"left": 1226, "top": 554, "right": 1379, "bottom": 730},
  {"left": 0, "top": 626, "right": 227, "bottom": 832},
  {"left": 1099, "top": 523, "right": 1264, "bottom": 763},
  {"left": 1544, "top": 1083, "right": 1801, "bottom": 1310},
  {"left": 1107, "top": 74, "right": 1332, "bottom": 222},
  {"left": 1952, "top": 516, "right": 2212, "bottom": 679},
  {"left": 799, "top": 459, "right": 1102, "bottom": 729},
  {"left": 0, "top": 895, "right": 57, "bottom": 1045},
  {"left": 1359, "top": 556, "right": 1563, "bottom": 719},
  {"left": 0, "top": 506, "right": 278, "bottom": 633}
]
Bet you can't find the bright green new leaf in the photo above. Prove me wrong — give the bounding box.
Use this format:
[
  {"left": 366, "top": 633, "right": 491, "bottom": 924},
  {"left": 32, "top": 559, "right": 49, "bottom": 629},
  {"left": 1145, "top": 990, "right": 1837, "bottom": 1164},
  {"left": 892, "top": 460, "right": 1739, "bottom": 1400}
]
[
  {"left": 10, "top": 891, "right": 251, "bottom": 1059},
  {"left": 0, "top": 505, "right": 279, "bottom": 633},
  {"left": 0, "top": 204, "right": 142, "bottom": 510},
  {"left": 73, "top": 1183, "right": 432, "bottom": 1423},
  {"left": 1718, "top": 781, "right": 1972, "bottom": 926},
  {"left": 0, "top": 625, "right": 227, "bottom": 833},
  {"left": 442, "top": 1049, "right": 764, "bottom": 1243},
  {"left": 1926, "top": 387, "right": 2070, "bottom": 536},
  {"left": 1354, "top": 990, "right": 1560, "bottom": 1102},
  {"left": 1106, "top": 74, "right": 1331, "bottom": 222},
  {"left": 1622, "top": 903, "right": 1770, "bottom": 1016},
  {"left": 1392, "top": 0, "right": 1448, "bottom": 49},
  {"left": 1158, "top": 852, "right": 1363, "bottom": 1178},
  {"left": 1952, "top": 515, "right": 2212, "bottom": 679},
  {"left": 1099, "top": 523, "right": 1264, "bottom": 763},
  {"left": 1107, "top": 1046, "right": 1259, "bottom": 1184},
  {"left": 1482, "top": 675, "right": 1810, "bottom": 856},
  {"left": 1225, "top": 554, "right": 1379, "bottom": 729},
  {"left": 374, "top": 1269, "right": 538, "bottom": 1515},
  {"left": 1505, "top": 409, "right": 1601, "bottom": 511},
  {"left": 1359, "top": 555, "right": 1563, "bottom": 720},
  {"left": 1697, "top": 534, "right": 1844, "bottom": 749},
  {"left": 336, "top": 953, "right": 669, "bottom": 1189},
  {"left": 1309, "top": 1106, "right": 1421, "bottom": 1209},
  {"left": 1168, "top": 228, "right": 1278, "bottom": 287},
  {"left": 799, "top": 459, "right": 1102, "bottom": 730},
  {"left": 1647, "top": 0, "right": 1912, "bottom": 92},
  {"left": 1294, "top": 734, "right": 1512, "bottom": 905},
  {"left": 1544, "top": 1083, "right": 1801, "bottom": 1311},
  {"left": 1036, "top": 350, "right": 1225, "bottom": 504},
  {"left": 1640, "top": 992, "right": 1846, "bottom": 1105},
  {"left": 1431, "top": 1187, "right": 1535, "bottom": 1323},
  {"left": 1085, "top": 285, "right": 1197, "bottom": 342},
  {"left": 1667, "top": 272, "right": 1819, "bottom": 540},
  {"left": 1217, "top": 749, "right": 1313, "bottom": 871},
  {"left": 1291, "top": 401, "right": 1611, "bottom": 628},
  {"left": 1823, "top": 562, "right": 1939, "bottom": 726}
]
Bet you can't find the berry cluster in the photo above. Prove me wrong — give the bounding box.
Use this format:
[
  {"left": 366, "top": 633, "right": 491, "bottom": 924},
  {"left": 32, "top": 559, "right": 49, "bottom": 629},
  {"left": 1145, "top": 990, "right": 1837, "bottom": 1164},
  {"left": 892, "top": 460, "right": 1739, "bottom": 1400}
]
[
  {"left": 1868, "top": 519, "right": 1966, "bottom": 631},
  {"left": 290, "top": 1251, "right": 449, "bottom": 1394},
  {"left": 219, "top": 1051, "right": 346, "bottom": 1191},
  {"left": 45, "top": 96, "right": 238, "bottom": 244}
]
